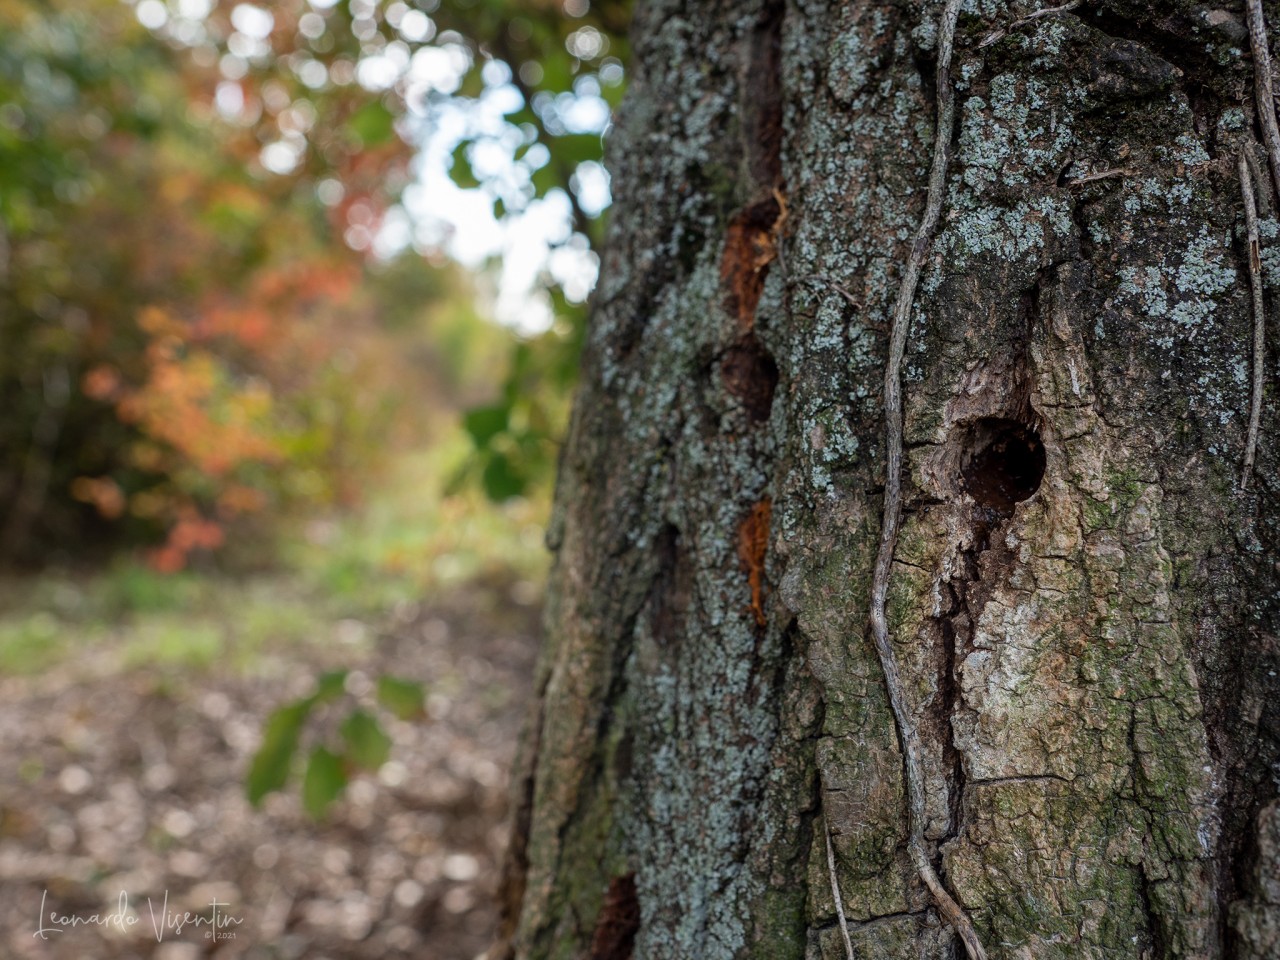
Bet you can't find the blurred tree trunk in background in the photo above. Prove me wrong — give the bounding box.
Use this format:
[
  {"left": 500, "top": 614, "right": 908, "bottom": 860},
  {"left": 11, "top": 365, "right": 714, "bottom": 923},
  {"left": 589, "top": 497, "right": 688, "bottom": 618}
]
[{"left": 494, "top": 1, "right": 1280, "bottom": 956}]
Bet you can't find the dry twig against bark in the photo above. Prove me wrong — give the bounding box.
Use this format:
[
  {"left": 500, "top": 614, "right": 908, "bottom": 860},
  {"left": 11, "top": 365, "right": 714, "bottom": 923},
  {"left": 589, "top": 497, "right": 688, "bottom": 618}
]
[
  {"left": 1065, "top": 166, "right": 1137, "bottom": 186},
  {"left": 823, "top": 806, "right": 857, "bottom": 960},
  {"left": 1239, "top": 152, "right": 1266, "bottom": 490},
  {"left": 978, "top": 0, "right": 1079, "bottom": 49},
  {"left": 1243, "top": 1, "right": 1277, "bottom": 491},
  {"left": 803, "top": 274, "right": 863, "bottom": 309},
  {"left": 1247, "top": 0, "right": 1280, "bottom": 202}
]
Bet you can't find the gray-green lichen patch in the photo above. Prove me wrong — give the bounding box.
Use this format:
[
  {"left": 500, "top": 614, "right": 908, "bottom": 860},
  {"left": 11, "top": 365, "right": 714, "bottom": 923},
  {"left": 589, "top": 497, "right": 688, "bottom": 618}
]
[
  {"left": 511, "top": 0, "right": 824, "bottom": 952},
  {"left": 1104, "top": 195, "right": 1249, "bottom": 435},
  {"left": 1117, "top": 226, "right": 1237, "bottom": 333},
  {"left": 825, "top": 3, "right": 895, "bottom": 105}
]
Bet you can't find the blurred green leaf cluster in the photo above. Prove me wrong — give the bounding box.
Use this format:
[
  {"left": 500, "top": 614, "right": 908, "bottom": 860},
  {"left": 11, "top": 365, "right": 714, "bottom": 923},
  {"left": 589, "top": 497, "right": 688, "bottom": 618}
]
[
  {"left": 247, "top": 667, "right": 425, "bottom": 817},
  {"left": 457, "top": 312, "right": 582, "bottom": 500}
]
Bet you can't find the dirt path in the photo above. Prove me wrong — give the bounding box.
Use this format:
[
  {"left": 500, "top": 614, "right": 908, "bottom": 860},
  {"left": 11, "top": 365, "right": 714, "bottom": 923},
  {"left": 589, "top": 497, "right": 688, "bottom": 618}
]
[{"left": 0, "top": 588, "right": 539, "bottom": 960}]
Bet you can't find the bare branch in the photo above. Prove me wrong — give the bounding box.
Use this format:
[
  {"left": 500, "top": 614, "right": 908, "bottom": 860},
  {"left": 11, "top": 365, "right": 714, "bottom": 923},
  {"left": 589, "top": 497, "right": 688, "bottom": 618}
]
[
  {"left": 1239, "top": 152, "right": 1266, "bottom": 491},
  {"left": 803, "top": 275, "right": 863, "bottom": 309},
  {"left": 1065, "top": 166, "right": 1137, "bottom": 186},
  {"left": 823, "top": 810, "right": 856, "bottom": 960},
  {"left": 867, "top": 0, "right": 987, "bottom": 956},
  {"left": 979, "top": 1, "right": 1080, "bottom": 49},
  {"left": 1246, "top": 0, "right": 1280, "bottom": 202}
]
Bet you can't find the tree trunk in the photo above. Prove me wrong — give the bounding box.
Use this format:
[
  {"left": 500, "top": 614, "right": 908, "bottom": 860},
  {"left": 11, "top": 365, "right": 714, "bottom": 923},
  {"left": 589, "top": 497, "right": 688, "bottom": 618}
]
[{"left": 496, "top": 1, "right": 1280, "bottom": 957}]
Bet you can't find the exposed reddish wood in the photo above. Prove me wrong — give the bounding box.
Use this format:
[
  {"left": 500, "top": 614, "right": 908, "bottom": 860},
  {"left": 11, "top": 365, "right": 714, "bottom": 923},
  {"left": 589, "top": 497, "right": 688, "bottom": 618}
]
[
  {"left": 738, "top": 498, "right": 772, "bottom": 628},
  {"left": 720, "top": 198, "right": 781, "bottom": 329}
]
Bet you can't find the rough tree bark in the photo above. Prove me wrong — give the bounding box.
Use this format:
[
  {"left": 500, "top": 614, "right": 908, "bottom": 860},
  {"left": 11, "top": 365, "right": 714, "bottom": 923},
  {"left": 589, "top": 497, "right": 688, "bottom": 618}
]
[{"left": 495, "top": 1, "right": 1280, "bottom": 957}]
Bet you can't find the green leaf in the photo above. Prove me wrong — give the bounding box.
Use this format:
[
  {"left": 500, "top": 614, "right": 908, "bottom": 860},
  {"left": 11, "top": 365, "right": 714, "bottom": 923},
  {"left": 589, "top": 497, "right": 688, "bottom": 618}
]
[
  {"left": 529, "top": 160, "right": 559, "bottom": 198},
  {"left": 482, "top": 451, "right": 526, "bottom": 501},
  {"left": 553, "top": 133, "right": 603, "bottom": 167},
  {"left": 538, "top": 50, "right": 574, "bottom": 93},
  {"left": 348, "top": 101, "right": 396, "bottom": 146},
  {"left": 340, "top": 709, "right": 392, "bottom": 770},
  {"left": 503, "top": 344, "right": 533, "bottom": 404},
  {"left": 449, "top": 141, "right": 481, "bottom": 189},
  {"left": 442, "top": 463, "right": 472, "bottom": 498},
  {"left": 377, "top": 675, "right": 425, "bottom": 720},
  {"left": 246, "top": 699, "right": 313, "bottom": 805},
  {"left": 314, "top": 670, "right": 348, "bottom": 702},
  {"left": 463, "top": 404, "right": 509, "bottom": 448},
  {"left": 457, "top": 65, "right": 486, "bottom": 99},
  {"left": 302, "top": 746, "right": 347, "bottom": 818},
  {"left": 506, "top": 105, "right": 538, "bottom": 127}
]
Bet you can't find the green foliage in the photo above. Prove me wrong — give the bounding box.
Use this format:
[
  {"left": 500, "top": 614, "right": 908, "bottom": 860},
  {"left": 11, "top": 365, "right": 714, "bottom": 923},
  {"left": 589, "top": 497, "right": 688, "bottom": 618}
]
[
  {"left": 0, "top": 0, "right": 631, "bottom": 562},
  {"left": 377, "top": 675, "right": 426, "bottom": 720},
  {"left": 450, "top": 141, "right": 483, "bottom": 190},
  {"left": 246, "top": 668, "right": 424, "bottom": 818},
  {"left": 0, "top": 612, "right": 63, "bottom": 676},
  {"left": 159, "top": 0, "right": 631, "bottom": 506},
  {"left": 286, "top": 437, "right": 551, "bottom": 613},
  {"left": 340, "top": 710, "right": 393, "bottom": 769},
  {"left": 301, "top": 746, "right": 347, "bottom": 819},
  {"left": 246, "top": 698, "right": 313, "bottom": 806},
  {"left": 482, "top": 452, "right": 529, "bottom": 501},
  {"left": 347, "top": 101, "right": 397, "bottom": 148},
  {"left": 120, "top": 621, "right": 222, "bottom": 670},
  {"left": 315, "top": 670, "right": 350, "bottom": 702},
  {"left": 457, "top": 304, "right": 586, "bottom": 500},
  {"left": 98, "top": 562, "right": 202, "bottom": 616},
  {"left": 464, "top": 405, "right": 512, "bottom": 447}
]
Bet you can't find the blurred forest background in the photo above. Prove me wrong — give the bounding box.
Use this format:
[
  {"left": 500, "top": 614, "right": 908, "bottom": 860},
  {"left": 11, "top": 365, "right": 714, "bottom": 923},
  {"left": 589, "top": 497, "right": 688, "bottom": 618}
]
[{"left": 0, "top": 0, "right": 626, "bottom": 956}]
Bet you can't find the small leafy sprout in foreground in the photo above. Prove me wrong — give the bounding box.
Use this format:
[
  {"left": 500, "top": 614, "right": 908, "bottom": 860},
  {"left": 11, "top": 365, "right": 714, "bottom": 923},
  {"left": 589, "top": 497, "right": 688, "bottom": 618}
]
[
  {"left": 340, "top": 709, "right": 393, "bottom": 769},
  {"left": 245, "top": 670, "right": 426, "bottom": 818},
  {"left": 376, "top": 675, "right": 426, "bottom": 720},
  {"left": 302, "top": 746, "right": 346, "bottom": 820}
]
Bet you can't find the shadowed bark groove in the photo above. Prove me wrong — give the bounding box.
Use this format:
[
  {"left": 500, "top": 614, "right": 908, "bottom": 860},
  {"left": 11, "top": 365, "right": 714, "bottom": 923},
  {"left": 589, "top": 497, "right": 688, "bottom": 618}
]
[
  {"left": 589, "top": 874, "right": 641, "bottom": 960},
  {"left": 743, "top": 0, "right": 786, "bottom": 188},
  {"left": 496, "top": 0, "right": 1280, "bottom": 958}
]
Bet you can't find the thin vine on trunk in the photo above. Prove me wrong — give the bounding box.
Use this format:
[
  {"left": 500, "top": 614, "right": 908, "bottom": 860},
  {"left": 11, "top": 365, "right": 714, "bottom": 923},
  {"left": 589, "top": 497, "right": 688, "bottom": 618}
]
[{"left": 861, "top": 0, "right": 987, "bottom": 956}]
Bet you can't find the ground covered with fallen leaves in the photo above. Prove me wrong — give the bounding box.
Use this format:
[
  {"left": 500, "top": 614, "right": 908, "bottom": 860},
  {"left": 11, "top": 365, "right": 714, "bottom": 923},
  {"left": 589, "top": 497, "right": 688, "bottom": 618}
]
[{"left": 0, "top": 574, "right": 539, "bottom": 960}]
